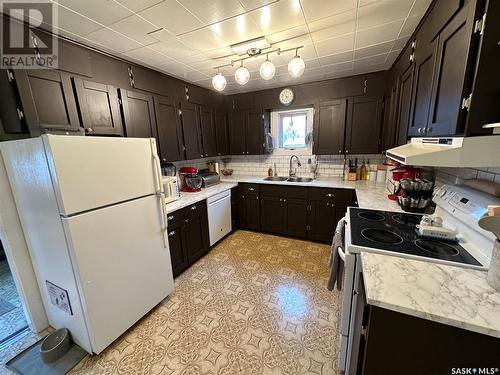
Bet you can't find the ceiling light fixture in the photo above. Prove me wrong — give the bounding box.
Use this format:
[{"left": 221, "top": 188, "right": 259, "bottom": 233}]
[
  {"left": 234, "top": 61, "right": 250, "bottom": 85},
  {"left": 260, "top": 54, "right": 275, "bottom": 80},
  {"left": 288, "top": 48, "right": 305, "bottom": 78},
  {"left": 212, "top": 69, "right": 226, "bottom": 91}
]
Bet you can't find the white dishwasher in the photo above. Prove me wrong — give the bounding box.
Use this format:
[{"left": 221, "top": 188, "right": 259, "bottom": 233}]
[{"left": 206, "top": 189, "right": 232, "bottom": 246}]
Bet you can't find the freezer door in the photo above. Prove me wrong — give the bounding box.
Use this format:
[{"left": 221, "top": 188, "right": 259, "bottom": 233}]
[
  {"left": 62, "top": 195, "right": 174, "bottom": 354},
  {"left": 44, "top": 135, "right": 159, "bottom": 216}
]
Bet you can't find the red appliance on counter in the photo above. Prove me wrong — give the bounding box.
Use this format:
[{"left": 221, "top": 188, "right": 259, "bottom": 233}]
[
  {"left": 179, "top": 167, "right": 202, "bottom": 192},
  {"left": 391, "top": 166, "right": 421, "bottom": 181}
]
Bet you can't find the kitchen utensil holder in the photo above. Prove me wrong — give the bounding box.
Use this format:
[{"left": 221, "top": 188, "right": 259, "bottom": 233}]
[{"left": 487, "top": 240, "right": 500, "bottom": 291}]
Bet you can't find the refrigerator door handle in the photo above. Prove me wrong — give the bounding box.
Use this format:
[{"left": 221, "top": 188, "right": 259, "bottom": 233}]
[{"left": 150, "top": 139, "right": 168, "bottom": 248}]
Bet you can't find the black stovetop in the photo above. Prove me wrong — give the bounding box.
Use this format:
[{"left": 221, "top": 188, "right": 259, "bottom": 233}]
[{"left": 348, "top": 207, "right": 481, "bottom": 266}]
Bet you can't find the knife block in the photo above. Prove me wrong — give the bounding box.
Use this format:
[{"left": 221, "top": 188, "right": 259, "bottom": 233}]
[{"left": 487, "top": 240, "right": 500, "bottom": 291}]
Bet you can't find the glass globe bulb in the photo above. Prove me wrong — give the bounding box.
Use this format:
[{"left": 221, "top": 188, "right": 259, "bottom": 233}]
[
  {"left": 234, "top": 66, "right": 250, "bottom": 85},
  {"left": 259, "top": 60, "right": 276, "bottom": 80},
  {"left": 212, "top": 73, "right": 226, "bottom": 91},
  {"left": 288, "top": 56, "right": 305, "bottom": 78}
]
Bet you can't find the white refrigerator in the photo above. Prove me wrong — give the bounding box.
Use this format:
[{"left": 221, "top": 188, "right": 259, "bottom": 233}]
[{"left": 0, "top": 135, "right": 174, "bottom": 354}]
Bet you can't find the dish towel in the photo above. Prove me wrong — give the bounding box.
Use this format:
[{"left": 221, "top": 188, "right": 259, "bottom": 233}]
[{"left": 327, "top": 217, "right": 346, "bottom": 291}]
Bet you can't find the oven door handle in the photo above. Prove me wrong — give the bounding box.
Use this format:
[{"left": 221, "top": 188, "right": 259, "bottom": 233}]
[{"left": 337, "top": 246, "right": 346, "bottom": 262}]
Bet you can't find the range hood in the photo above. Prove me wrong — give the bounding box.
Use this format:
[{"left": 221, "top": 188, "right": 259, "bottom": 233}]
[{"left": 386, "top": 136, "right": 500, "bottom": 167}]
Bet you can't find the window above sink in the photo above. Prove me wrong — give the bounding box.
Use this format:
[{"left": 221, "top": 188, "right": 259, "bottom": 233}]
[{"left": 270, "top": 107, "right": 314, "bottom": 156}]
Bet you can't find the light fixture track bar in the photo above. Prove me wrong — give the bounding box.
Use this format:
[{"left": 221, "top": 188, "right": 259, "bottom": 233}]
[{"left": 213, "top": 46, "right": 303, "bottom": 70}]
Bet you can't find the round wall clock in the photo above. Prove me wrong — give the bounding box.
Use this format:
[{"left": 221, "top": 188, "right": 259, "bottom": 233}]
[{"left": 279, "top": 88, "right": 294, "bottom": 106}]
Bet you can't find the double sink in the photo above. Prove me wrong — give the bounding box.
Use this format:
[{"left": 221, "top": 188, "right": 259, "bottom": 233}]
[{"left": 263, "top": 176, "right": 314, "bottom": 183}]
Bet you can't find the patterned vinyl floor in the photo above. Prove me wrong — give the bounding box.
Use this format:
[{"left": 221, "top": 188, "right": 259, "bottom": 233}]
[{"left": 66, "top": 230, "right": 342, "bottom": 375}]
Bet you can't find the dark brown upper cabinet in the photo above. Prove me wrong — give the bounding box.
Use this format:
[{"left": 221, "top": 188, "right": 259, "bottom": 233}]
[
  {"left": 154, "top": 95, "right": 185, "bottom": 162},
  {"left": 199, "top": 105, "right": 217, "bottom": 157},
  {"left": 180, "top": 101, "right": 203, "bottom": 160},
  {"left": 229, "top": 109, "right": 247, "bottom": 155},
  {"left": 381, "top": 83, "right": 399, "bottom": 153},
  {"left": 345, "top": 96, "right": 383, "bottom": 154},
  {"left": 215, "top": 111, "right": 229, "bottom": 156},
  {"left": 408, "top": 38, "right": 438, "bottom": 138},
  {"left": 427, "top": 6, "right": 473, "bottom": 136},
  {"left": 13, "top": 70, "right": 80, "bottom": 135},
  {"left": 246, "top": 109, "right": 264, "bottom": 155},
  {"left": 313, "top": 99, "right": 347, "bottom": 155},
  {"left": 73, "top": 79, "right": 123, "bottom": 136},
  {"left": 121, "top": 90, "right": 157, "bottom": 139},
  {"left": 395, "top": 64, "right": 414, "bottom": 146}
]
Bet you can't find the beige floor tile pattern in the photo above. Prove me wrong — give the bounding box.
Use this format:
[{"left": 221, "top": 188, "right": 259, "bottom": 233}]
[{"left": 68, "top": 230, "right": 342, "bottom": 375}]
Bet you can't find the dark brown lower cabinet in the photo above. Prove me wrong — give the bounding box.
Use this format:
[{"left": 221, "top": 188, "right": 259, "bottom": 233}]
[
  {"left": 166, "top": 201, "right": 209, "bottom": 277},
  {"left": 286, "top": 198, "right": 309, "bottom": 239},
  {"left": 308, "top": 201, "right": 338, "bottom": 243},
  {"left": 260, "top": 196, "right": 287, "bottom": 235},
  {"left": 237, "top": 193, "right": 261, "bottom": 231}
]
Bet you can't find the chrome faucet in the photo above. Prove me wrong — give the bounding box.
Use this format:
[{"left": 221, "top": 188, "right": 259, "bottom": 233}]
[{"left": 289, "top": 155, "right": 301, "bottom": 177}]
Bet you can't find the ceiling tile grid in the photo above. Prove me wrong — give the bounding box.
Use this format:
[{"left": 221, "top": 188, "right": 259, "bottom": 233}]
[{"left": 33, "top": 0, "right": 433, "bottom": 93}]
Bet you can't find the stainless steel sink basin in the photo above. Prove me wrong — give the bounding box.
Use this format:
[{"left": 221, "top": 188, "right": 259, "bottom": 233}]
[
  {"left": 286, "top": 177, "right": 314, "bottom": 183},
  {"left": 263, "top": 176, "right": 289, "bottom": 181}
]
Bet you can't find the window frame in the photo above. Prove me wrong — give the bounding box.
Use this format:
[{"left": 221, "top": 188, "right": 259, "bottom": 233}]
[{"left": 278, "top": 110, "right": 309, "bottom": 149}]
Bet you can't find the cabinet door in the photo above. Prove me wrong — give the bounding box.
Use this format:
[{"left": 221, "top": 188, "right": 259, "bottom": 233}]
[
  {"left": 13, "top": 69, "right": 80, "bottom": 134},
  {"left": 308, "top": 201, "right": 336, "bottom": 243},
  {"left": 395, "top": 64, "right": 414, "bottom": 145},
  {"left": 167, "top": 223, "right": 188, "bottom": 277},
  {"left": 427, "top": 6, "right": 472, "bottom": 136},
  {"left": 313, "top": 99, "right": 346, "bottom": 155},
  {"left": 74, "top": 79, "right": 123, "bottom": 136},
  {"left": 231, "top": 187, "right": 239, "bottom": 229},
  {"left": 286, "top": 198, "right": 308, "bottom": 239},
  {"left": 260, "top": 196, "right": 287, "bottom": 235},
  {"left": 381, "top": 83, "right": 399, "bottom": 153},
  {"left": 237, "top": 194, "right": 248, "bottom": 228},
  {"left": 408, "top": 39, "right": 438, "bottom": 137},
  {"left": 345, "top": 96, "right": 382, "bottom": 154},
  {"left": 246, "top": 109, "right": 263, "bottom": 155},
  {"left": 199, "top": 106, "right": 217, "bottom": 157},
  {"left": 121, "top": 90, "right": 157, "bottom": 138},
  {"left": 0, "top": 69, "right": 29, "bottom": 138},
  {"left": 215, "top": 111, "right": 229, "bottom": 156},
  {"left": 245, "top": 195, "right": 261, "bottom": 231},
  {"left": 154, "top": 95, "right": 184, "bottom": 162},
  {"left": 181, "top": 102, "right": 203, "bottom": 160},
  {"left": 229, "top": 110, "right": 247, "bottom": 155},
  {"left": 182, "top": 215, "right": 209, "bottom": 264}
]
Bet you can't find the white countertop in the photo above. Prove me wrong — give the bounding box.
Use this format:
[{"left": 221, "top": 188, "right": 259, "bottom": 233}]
[
  {"left": 165, "top": 182, "right": 238, "bottom": 212},
  {"left": 221, "top": 175, "right": 401, "bottom": 212},
  {"left": 361, "top": 252, "right": 500, "bottom": 338}
]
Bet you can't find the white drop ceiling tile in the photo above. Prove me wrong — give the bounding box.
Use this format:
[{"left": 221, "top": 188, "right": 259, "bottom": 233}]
[
  {"left": 159, "top": 61, "right": 194, "bottom": 76},
  {"left": 266, "top": 24, "right": 309, "bottom": 44},
  {"left": 109, "top": 15, "right": 158, "bottom": 45},
  {"left": 308, "top": 10, "right": 356, "bottom": 42},
  {"left": 148, "top": 40, "right": 198, "bottom": 59},
  {"left": 177, "top": 52, "right": 210, "bottom": 64},
  {"left": 179, "top": 0, "right": 245, "bottom": 24},
  {"left": 139, "top": 1, "right": 204, "bottom": 35},
  {"left": 54, "top": 5, "right": 102, "bottom": 36},
  {"left": 210, "top": 14, "right": 263, "bottom": 46},
  {"left": 300, "top": 0, "right": 357, "bottom": 22},
  {"left": 113, "top": 0, "right": 163, "bottom": 13},
  {"left": 352, "top": 62, "right": 387, "bottom": 75},
  {"left": 354, "top": 40, "right": 393, "bottom": 59},
  {"left": 410, "top": 0, "right": 433, "bottom": 17},
  {"left": 204, "top": 47, "right": 235, "bottom": 59},
  {"left": 355, "top": 20, "right": 403, "bottom": 48},
  {"left": 314, "top": 33, "right": 355, "bottom": 56},
  {"left": 393, "top": 36, "right": 410, "bottom": 50},
  {"left": 249, "top": 0, "right": 305, "bottom": 35},
  {"left": 357, "top": 0, "right": 412, "bottom": 31},
  {"left": 318, "top": 50, "right": 353, "bottom": 66},
  {"left": 85, "top": 27, "right": 142, "bottom": 53},
  {"left": 182, "top": 70, "right": 209, "bottom": 81},
  {"left": 178, "top": 28, "right": 227, "bottom": 51},
  {"left": 123, "top": 46, "right": 174, "bottom": 67},
  {"left": 321, "top": 61, "right": 354, "bottom": 73},
  {"left": 386, "top": 49, "right": 403, "bottom": 65},
  {"left": 399, "top": 15, "right": 421, "bottom": 37},
  {"left": 353, "top": 53, "right": 388, "bottom": 69},
  {"left": 56, "top": 0, "right": 133, "bottom": 26}
]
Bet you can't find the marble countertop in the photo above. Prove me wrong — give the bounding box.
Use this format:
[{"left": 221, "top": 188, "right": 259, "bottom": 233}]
[
  {"left": 221, "top": 175, "right": 401, "bottom": 212},
  {"left": 165, "top": 182, "right": 238, "bottom": 212},
  {"left": 361, "top": 252, "right": 500, "bottom": 338}
]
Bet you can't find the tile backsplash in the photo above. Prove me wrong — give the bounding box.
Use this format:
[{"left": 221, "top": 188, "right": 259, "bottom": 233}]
[
  {"left": 172, "top": 154, "right": 385, "bottom": 178},
  {"left": 435, "top": 167, "right": 500, "bottom": 185}
]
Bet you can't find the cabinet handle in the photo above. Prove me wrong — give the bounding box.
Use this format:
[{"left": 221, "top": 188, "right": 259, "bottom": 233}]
[
  {"left": 242, "top": 152, "right": 245, "bottom": 154},
  {"left": 279, "top": 198, "right": 282, "bottom": 202},
  {"left": 190, "top": 205, "right": 197, "bottom": 210},
  {"left": 256, "top": 196, "right": 259, "bottom": 200},
  {"left": 338, "top": 150, "right": 342, "bottom": 153},
  {"left": 326, "top": 203, "right": 329, "bottom": 206},
  {"left": 85, "top": 127, "right": 93, "bottom": 134},
  {"left": 326, "top": 193, "right": 335, "bottom": 198},
  {"left": 184, "top": 219, "right": 189, "bottom": 223},
  {"left": 200, "top": 154, "right": 204, "bottom": 158},
  {"left": 248, "top": 188, "right": 255, "bottom": 191},
  {"left": 205, "top": 153, "right": 208, "bottom": 156},
  {"left": 427, "top": 127, "right": 432, "bottom": 133},
  {"left": 167, "top": 215, "right": 174, "bottom": 220},
  {"left": 345, "top": 150, "right": 349, "bottom": 154},
  {"left": 168, "top": 230, "right": 176, "bottom": 236},
  {"left": 283, "top": 199, "right": 286, "bottom": 202}
]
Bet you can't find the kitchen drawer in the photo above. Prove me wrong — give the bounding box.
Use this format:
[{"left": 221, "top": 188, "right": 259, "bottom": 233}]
[
  {"left": 308, "top": 187, "right": 354, "bottom": 203},
  {"left": 260, "top": 184, "right": 308, "bottom": 199},
  {"left": 183, "top": 201, "right": 206, "bottom": 219},
  {"left": 238, "top": 183, "right": 260, "bottom": 195},
  {"left": 166, "top": 209, "right": 184, "bottom": 227}
]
